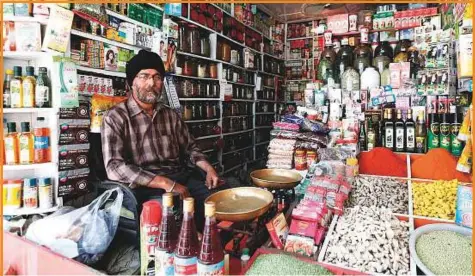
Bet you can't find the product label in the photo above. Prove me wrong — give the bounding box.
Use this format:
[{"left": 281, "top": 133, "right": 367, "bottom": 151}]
[
  {"left": 59, "top": 148, "right": 89, "bottom": 171},
  {"left": 395, "top": 127, "right": 404, "bottom": 149},
  {"left": 19, "top": 136, "right": 31, "bottom": 164},
  {"left": 38, "top": 185, "right": 53, "bottom": 209},
  {"left": 440, "top": 136, "right": 451, "bottom": 150},
  {"left": 3, "top": 92, "right": 11, "bottom": 107},
  {"left": 367, "top": 133, "right": 375, "bottom": 151},
  {"left": 174, "top": 257, "right": 197, "bottom": 276},
  {"left": 155, "top": 251, "right": 175, "bottom": 276},
  {"left": 10, "top": 81, "right": 21, "bottom": 108},
  {"left": 451, "top": 136, "right": 463, "bottom": 156},
  {"left": 35, "top": 86, "right": 50, "bottom": 105},
  {"left": 197, "top": 261, "right": 224, "bottom": 276},
  {"left": 23, "top": 82, "right": 34, "bottom": 107},
  {"left": 34, "top": 136, "right": 50, "bottom": 149},
  {"left": 5, "top": 137, "right": 16, "bottom": 164},
  {"left": 23, "top": 186, "right": 38, "bottom": 208},
  {"left": 385, "top": 128, "right": 394, "bottom": 148},
  {"left": 406, "top": 127, "right": 415, "bottom": 149}
]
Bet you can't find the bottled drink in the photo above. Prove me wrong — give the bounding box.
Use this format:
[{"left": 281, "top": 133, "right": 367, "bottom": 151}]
[
  {"left": 10, "top": 66, "right": 23, "bottom": 108},
  {"left": 427, "top": 113, "right": 440, "bottom": 150},
  {"left": 22, "top": 66, "right": 36, "bottom": 108},
  {"left": 367, "top": 119, "right": 376, "bottom": 151},
  {"left": 156, "top": 193, "right": 178, "bottom": 276},
  {"left": 439, "top": 113, "right": 451, "bottom": 151},
  {"left": 198, "top": 202, "right": 224, "bottom": 275},
  {"left": 354, "top": 28, "right": 372, "bottom": 74},
  {"left": 359, "top": 120, "right": 366, "bottom": 151},
  {"left": 175, "top": 198, "right": 200, "bottom": 276},
  {"left": 19, "top": 122, "right": 34, "bottom": 164},
  {"left": 451, "top": 112, "right": 463, "bottom": 156},
  {"left": 415, "top": 111, "right": 427, "bottom": 153},
  {"left": 4, "top": 122, "right": 19, "bottom": 165},
  {"left": 380, "top": 109, "right": 387, "bottom": 147},
  {"left": 35, "top": 67, "right": 51, "bottom": 108},
  {"left": 34, "top": 117, "right": 51, "bottom": 163},
  {"left": 3, "top": 69, "right": 13, "bottom": 108},
  {"left": 395, "top": 109, "right": 405, "bottom": 152},
  {"left": 384, "top": 109, "right": 395, "bottom": 150},
  {"left": 405, "top": 110, "right": 416, "bottom": 153},
  {"left": 140, "top": 200, "right": 162, "bottom": 276}
]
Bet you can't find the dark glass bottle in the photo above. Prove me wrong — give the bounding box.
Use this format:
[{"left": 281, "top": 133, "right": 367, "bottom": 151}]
[
  {"left": 385, "top": 109, "right": 395, "bottom": 150},
  {"left": 405, "top": 109, "right": 416, "bottom": 153},
  {"left": 354, "top": 28, "right": 373, "bottom": 75},
  {"left": 335, "top": 37, "right": 353, "bottom": 81},
  {"left": 395, "top": 109, "right": 405, "bottom": 152}
]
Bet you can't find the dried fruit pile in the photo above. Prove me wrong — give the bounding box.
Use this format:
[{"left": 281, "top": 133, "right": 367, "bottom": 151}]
[{"left": 412, "top": 180, "right": 458, "bottom": 220}]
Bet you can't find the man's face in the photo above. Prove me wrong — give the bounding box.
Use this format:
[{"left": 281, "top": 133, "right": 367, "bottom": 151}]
[{"left": 132, "top": 69, "right": 163, "bottom": 104}]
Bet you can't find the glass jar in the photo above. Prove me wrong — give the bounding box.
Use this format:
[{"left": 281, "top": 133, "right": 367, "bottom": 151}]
[
  {"left": 206, "top": 102, "right": 214, "bottom": 119},
  {"left": 179, "top": 23, "right": 190, "bottom": 52},
  {"left": 221, "top": 42, "right": 231, "bottom": 62},
  {"left": 209, "top": 82, "right": 219, "bottom": 98},
  {"left": 231, "top": 50, "right": 240, "bottom": 65},
  {"left": 197, "top": 62, "right": 208, "bottom": 78},
  {"left": 191, "top": 103, "right": 199, "bottom": 120},
  {"left": 246, "top": 88, "right": 253, "bottom": 99},
  {"left": 233, "top": 71, "right": 239, "bottom": 83},
  {"left": 209, "top": 63, "right": 217, "bottom": 79},
  {"left": 183, "top": 58, "right": 193, "bottom": 76},
  {"left": 183, "top": 104, "right": 193, "bottom": 120},
  {"left": 197, "top": 103, "right": 204, "bottom": 119},
  {"left": 190, "top": 80, "right": 199, "bottom": 97},
  {"left": 189, "top": 25, "right": 201, "bottom": 55},
  {"left": 200, "top": 34, "right": 210, "bottom": 57},
  {"left": 197, "top": 81, "right": 206, "bottom": 97},
  {"left": 180, "top": 79, "right": 193, "bottom": 97},
  {"left": 341, "top": 67, "right": 360, "bottom": 92}
]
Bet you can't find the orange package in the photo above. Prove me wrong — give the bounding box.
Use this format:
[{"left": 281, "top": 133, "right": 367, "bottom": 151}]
[{"left": 90, "top": 94, "right": 127, "bottom": 133}]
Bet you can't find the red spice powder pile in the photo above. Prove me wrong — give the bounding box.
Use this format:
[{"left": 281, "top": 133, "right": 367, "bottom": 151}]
[
  {"left": 411, "top": 148, "right": 472, "bottom": 182},
  {"left": 358, "top": 148, "right": 407, "bottom": 177}
]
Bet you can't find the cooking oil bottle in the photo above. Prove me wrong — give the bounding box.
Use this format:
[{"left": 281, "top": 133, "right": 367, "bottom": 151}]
[
  {"left": 10, "top": 66, "right": 23, "bottom": 108},
  {"left": 4, "top": 122, "right": 19, "bottom": 165},
  {"left": 19, "top": 122, "right": 34, "bottom": 164},
  {"left": 22, "top": 66, "right": 36, "bottom": 108}
]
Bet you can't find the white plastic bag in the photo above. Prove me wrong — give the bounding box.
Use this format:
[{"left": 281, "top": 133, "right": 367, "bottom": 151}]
[{"left": 26, "top": 188, "right": 123, "bottom": 264}]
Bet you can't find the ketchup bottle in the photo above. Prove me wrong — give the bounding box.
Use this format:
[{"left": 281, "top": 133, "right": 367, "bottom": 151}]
[
  {"left": 198, "top": 202, "right": 225, "bottom": 275},
  {"left": 174, "top": 198, "right": 200, "bottom": 276},
  {"left": 155, "top": 193, "right": 178, "bottom": 275},
  {"left": 140, "top": 200, "right": 162, "bottom": 276}
]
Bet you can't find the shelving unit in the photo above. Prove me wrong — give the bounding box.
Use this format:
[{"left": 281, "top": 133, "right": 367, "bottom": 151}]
[
  {"left": 3, "top": 15, "right": 49, "bottom": 25},
  {"left": 76, "top": 66, "right": 126, "bottom": 78}
]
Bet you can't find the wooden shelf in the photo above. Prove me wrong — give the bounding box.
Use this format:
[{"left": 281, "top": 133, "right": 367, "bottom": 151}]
[
  {"left": 76, "top": 66, "right": 126, "bottom": 78},
  {"left": 170, "top": 74, "right": 219, "bottom": 81},
  {"left": 3, "top": 51, "right": 51, "bottom": 60}
]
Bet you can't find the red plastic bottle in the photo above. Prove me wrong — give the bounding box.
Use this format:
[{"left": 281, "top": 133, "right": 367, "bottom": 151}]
[
  {"left": 174, "top": 198, "right": 200, "bottom": 276},
  {"left": 197, "top": 202, "right": 225, "bottom": 275},
  {"left": 155, "top": 193, "right": 178, "bottom": 276},
  {"left": 140, "top": 200, "right": 162, "bottom": 276}
]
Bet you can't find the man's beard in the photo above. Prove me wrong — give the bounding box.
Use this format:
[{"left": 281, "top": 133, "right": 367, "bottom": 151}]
[{"left": 134, "top": 85, "right": 160, "bottom": 104}]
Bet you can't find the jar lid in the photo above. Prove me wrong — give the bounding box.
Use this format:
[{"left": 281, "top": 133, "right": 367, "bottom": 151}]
[
  {"left": 37, "top": 178, "right": 52, "bottom": 186},
  {"left": 4, "top": 179, "right": 22, "bottom": 185},
  {"left": 23, "top": 178, "right": 37, "bottom": 187}
]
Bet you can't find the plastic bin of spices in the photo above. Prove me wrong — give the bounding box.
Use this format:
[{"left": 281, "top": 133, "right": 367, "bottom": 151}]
[
  {"left": 3, "top": 180, "right": 22, "bottom": 209},
  {"left": 38, "top": 178, "right": 53, "bottom": 209}
]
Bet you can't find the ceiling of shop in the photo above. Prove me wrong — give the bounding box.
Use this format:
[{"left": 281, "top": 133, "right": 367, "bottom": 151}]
[{"left": 257, "top": 3, "right": 376, "bottom": 23}]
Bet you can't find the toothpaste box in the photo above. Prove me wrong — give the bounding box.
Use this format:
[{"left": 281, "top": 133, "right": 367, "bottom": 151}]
[{"left": 455, "top": 184, "right": 472, "bottom": 228}]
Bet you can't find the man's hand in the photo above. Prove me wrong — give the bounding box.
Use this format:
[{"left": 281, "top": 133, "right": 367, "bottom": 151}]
[
  {"left": 205, "top": 167, "right": 220, "bottom": 189},
  {"left": 149, "top": 176, "right": 190, "bottom": 199},
  {"left": 170, "top": 183, "right": 190, "bottom": 200}
]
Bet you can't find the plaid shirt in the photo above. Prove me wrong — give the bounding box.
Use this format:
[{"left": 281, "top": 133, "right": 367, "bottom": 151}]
[{"left": 101, "top": 97, "right": 207, "bottom": 188}]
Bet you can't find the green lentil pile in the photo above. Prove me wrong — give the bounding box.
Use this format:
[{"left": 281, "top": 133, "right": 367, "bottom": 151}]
[
  {"left": 416, "top": 230, "right": 472, "bottom": 275},
  {"left": 245, "top": 254, "right": 333, "bottom": 275}
]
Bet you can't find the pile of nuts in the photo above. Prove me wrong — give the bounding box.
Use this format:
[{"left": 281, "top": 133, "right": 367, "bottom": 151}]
[
  {"left": 324, "top": 206, "right": 410, "bottom": 275},
  {"left": 412, "top": 179, "right": 458, "bottom": 220},
  {"left": 348, "top": 176, "right": 409, "bottom": 214}
]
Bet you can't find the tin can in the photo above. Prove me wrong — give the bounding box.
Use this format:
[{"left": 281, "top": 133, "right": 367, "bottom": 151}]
[
  {"left": 38, "top": 178, "right": 53, "bottom": 209},
  {"left": 23, "top": 178, "right": 38, "bottom": 208},
  {"left": 294, "top": 149, "right": 307, "bottom": 171}
]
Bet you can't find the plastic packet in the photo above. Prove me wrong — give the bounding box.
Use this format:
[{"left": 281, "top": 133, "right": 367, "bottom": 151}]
[
  {"left": 297, "top": 132, "right": 329, "bottom": 146},
  {"left": 456, "top": 137, "right": 472, "bottom": 173},
  {"left": 270, "top": 130, "right": 300, "bottom": 140},
  {"left": 301, "top": 118, "right": 330, "bottom": 134},
  {"left": 272, "top": 122, "right": 300, "bottom": 132},
  {"left": 318, "top": 148, "right": 354, "bottom": 161}
]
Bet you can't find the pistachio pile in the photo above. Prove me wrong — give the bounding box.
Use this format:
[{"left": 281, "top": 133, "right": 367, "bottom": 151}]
[
  {"left": 324, "top": 206, "right": 410, "bottom": 275},
  {"left": 348, "top": 176, "right": 408, "bottom": 214}
]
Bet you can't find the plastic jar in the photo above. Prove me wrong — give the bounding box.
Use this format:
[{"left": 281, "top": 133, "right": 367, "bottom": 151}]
[
  {"left": 294, "top": 149, "right": 307, "bottom": 171},
  {"left": 38, "top": 178, "right": 53, "bottom": 209},
  {"left": 346, "top": 158, "right": 359, "bottom": 177},
  {"left": 23, "top": 178, "right": 38, "bottom": 208},
  {"left": 4, "top": 180, "right": 22, "bottom": 209}
]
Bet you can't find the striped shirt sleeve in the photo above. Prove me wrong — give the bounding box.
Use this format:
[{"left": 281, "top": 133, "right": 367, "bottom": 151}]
[{"left": 101, "top": 113, "right": 155, "bottom": 187}]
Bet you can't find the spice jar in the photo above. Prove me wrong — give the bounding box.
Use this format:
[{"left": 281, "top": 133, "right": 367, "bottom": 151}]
[
  {"left": 205, "top": 102, "right": 214, "bottom": 119},
  {"left": 246, "top": 88, "right": 253, "bottom": 99},
  {"left": 209, "top": 63, "right": 217, "bottom": 79},
  {"left": 197, "top": 81, "right": 207, "bottom": 97},
  {"left": 198, "top": 62, "right": 208, "bottom": 78},
  {"left": 306, "top": 150, "right": 317, "bottom": 167},
  {"left": 183, "top": 104, "right": 193, "bottom": 120},
  {"left": 231, "top": 50, "right": 240, "bottom": 65},
  {"left": 294, "top": 149, "right": 307, "bottom": 170},
  {"left": 209, "top": 82, "right": 219, "bottom": 97},
  {"left": 179, "top": 23, "right": 190, "bottom": 52},
  {"left": 200, "top": 33, "right": 210, "bottom": 57},
  {"left": 221, "top": 42, "right": 231, "bottom": 62},
  {"left": 189, "top": 25, "right": 201, "bottom": 55},
  {"left": 190, "top": 80, "right": 199, "bottom": 97},
  {"left": 183, "top": 58, "right": 193, "bottom": 76},
  {"left": 180, "top": 79, "right": 193, "bottom": 97}
]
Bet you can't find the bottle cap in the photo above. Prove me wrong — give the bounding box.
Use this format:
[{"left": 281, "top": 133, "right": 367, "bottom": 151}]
[
  {"left": 26, "top": 66, "right": 34, "bottom": 76},
  {"left": 38, "top": 67, "right": 47, "bottom": 73},
  {"left": 141, "top": 200, "right": 162, "bottom": 225},
  {"left": 162, "top": 193, "right": 174, "bottom": 207},
  {"left": 7, "top": 122, "right": 17, "bottom": 133},
  {"left": 346, "top": 157, "right": 358, "bottom": 166},
  {"left": 13, "top": 66, "right": 22, "bottom": 77},
  {"left": 242, "top": 248, "right": 250, "bottom": 256},
  {"left": 37, "top": 178, "right": 51, "bottom": 186},
  {"left": 204, "top": 201, "right": 216, "bottom": 217},
  {"left": 21, "top": 122, "right": 30, "bottom": 132},
  {"left": 183, "top": 197, "right": 194, "bottom": 213},
  {"left": 23, "top": 178, "right": 37, "bottom": 187}
]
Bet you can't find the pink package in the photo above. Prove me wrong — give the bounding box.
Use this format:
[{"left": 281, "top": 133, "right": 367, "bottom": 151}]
[
  {"left": 314, "top": 227, "right": 326, "bottom": 245},
  {"left": 289, "top": 219, "right": 318, "bottom": 239},
  {"left": 292, "top": 208, "right": 321, "bottom": 222},
  {"left": 390, "top": 63, "right": 401, "bottom": 89}
]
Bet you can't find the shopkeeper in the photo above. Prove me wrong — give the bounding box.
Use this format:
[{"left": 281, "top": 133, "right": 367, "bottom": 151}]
[{"left": 101, "top": 50, "right": 224, "bottom": 229}]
